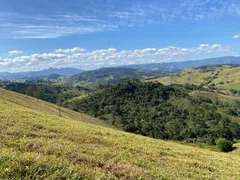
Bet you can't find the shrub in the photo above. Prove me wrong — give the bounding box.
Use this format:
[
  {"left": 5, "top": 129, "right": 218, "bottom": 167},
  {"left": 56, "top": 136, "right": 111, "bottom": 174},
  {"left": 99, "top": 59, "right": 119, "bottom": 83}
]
[{"left": 217, "top": 138, "right": 233, "bottom": 152}]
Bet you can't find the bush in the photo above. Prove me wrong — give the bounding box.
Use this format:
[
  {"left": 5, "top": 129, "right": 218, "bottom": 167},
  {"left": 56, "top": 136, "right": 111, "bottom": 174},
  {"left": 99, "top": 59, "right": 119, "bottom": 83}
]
[{"left": 217, "top": 138, "right": 233, "bottom": 152}]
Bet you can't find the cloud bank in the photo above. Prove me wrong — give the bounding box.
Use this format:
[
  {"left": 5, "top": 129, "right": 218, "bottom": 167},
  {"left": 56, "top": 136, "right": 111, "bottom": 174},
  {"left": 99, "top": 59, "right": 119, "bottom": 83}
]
[{"left": 0, "top": 44, "right": 232, "bottom": 72}]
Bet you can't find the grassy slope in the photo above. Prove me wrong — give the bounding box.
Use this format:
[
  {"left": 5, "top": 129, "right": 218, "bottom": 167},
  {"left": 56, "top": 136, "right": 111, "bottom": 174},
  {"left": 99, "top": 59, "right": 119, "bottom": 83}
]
[
  {"left": 156, "top": 66, "right": 240, "bottom": 90},
  {"left": 1, "top": 89, "right": 240, "bottom": 179},
  {"left": 230, "top": 142, "right": 240, "bottom": 156},
  {"left": 157, "top": 68, "right": 211, "bottom": 85},
  {"left": 189, "top": 90, "right": 240, "bottom": 103},
  {"left": 0, "top": 88, "right": 110, "bottom": 128}
]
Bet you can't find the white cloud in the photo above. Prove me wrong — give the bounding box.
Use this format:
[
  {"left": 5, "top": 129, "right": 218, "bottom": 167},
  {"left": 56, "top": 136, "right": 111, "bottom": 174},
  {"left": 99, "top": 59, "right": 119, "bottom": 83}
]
[
  {"left": 0, "top": 44, "right": 232, "bottom": 72},
  {"left": 233, "top": 35, "right": 240, "bottom": 39},
  {"left": 8, "top": 50, "right": 23, "bottom": 56},
  {"left": 56, "top": 47, "right": 86, "bottom": 54}
]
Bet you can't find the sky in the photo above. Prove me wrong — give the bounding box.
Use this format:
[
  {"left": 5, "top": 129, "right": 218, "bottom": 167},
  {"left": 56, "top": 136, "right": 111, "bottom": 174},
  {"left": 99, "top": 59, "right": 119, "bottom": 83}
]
[{"left": 0, "top": 0, "right": 240, "bottom": 72}]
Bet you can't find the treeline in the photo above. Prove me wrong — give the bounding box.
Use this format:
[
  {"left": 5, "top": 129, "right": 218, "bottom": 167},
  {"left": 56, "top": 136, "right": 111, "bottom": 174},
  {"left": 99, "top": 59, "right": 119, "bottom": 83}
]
[
  {"left": 196, "top": 64, "right": 240, "bottom": 70},
  {"left": 3, "top": 82, "right": 89, "bottom": 104},
  {"left": 65, "top": 79, "right": 240, "bottom": 144}
]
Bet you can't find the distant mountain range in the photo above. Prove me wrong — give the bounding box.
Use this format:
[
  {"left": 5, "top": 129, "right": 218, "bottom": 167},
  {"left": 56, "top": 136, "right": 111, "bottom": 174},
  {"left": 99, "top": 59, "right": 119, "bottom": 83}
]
[
  {"left": 1, "top": 56, "right": 240, "bottom": 81},
  {"left": 123, "top": 56, "right": 240, "bottom": 70},
  {"left": 0, "top": 68, "right": 84, "bottom": 81}
]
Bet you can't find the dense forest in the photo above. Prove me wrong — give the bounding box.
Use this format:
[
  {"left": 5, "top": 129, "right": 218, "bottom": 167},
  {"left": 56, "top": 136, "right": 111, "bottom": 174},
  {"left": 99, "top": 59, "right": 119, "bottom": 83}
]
[{"left": 65, "top": 79, "right": 240, "bottom": 144}]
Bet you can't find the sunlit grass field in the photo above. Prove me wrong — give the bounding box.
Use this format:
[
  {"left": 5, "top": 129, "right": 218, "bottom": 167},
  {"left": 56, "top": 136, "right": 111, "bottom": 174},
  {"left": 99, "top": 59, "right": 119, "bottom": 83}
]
[
  {"left": 158, "top": 68, "right": 212, "bottom": 85},
  {"left": 0, "top": 88, "right": 240, "bottom": 179},
  {"left": 156, "top": 66, "right": 240, "bottom": 91}
]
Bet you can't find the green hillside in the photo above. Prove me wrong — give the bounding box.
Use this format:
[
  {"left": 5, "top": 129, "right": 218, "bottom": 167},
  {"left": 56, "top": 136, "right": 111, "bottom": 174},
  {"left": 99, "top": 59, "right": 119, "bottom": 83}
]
[
  {"left": 1, "top": 88, "right": 240, "bottom": 179},
  {"left": 23, "top": 74, "right": 65, "bottom": 82},
  {"left": 65, "top": 79, "right": 240, "bottom": 144},
  {"left": 62, "top": 67, "right": 163, "bottom": 88},
  {"left": 2, "top": 82, "right": 89, "bottom": 104},
  {"left": 156, "top": 65, "right": 240, "bottom": 91}
]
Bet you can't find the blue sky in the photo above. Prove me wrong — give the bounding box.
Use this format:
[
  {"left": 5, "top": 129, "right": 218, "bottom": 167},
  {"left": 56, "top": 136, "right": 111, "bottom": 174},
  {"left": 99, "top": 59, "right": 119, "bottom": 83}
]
[{"left": 0, "top": 0, "right": 240, "bottom": 72}]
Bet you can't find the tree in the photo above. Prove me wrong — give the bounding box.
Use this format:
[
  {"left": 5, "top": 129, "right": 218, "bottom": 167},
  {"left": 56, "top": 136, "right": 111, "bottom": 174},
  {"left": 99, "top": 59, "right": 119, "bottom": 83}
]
[{"left": 217, "top": 138, "right": 233, "bottom": 152}]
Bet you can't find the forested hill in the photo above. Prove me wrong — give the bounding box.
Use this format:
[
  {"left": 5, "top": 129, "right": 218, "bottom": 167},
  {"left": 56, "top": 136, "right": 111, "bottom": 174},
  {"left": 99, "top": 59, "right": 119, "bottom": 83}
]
[
  {"left": 65, "top": 79, "right": 240, "bottom": 144},
  {"left": 62, "top": 67, "right": 165, "bottom": 87}
]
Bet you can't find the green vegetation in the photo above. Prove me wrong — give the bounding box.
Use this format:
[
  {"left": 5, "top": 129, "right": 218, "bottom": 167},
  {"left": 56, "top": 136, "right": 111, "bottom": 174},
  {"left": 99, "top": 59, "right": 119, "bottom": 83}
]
[
  {"left": 217, "top": 138, "right": 233, "bottom": 152},
  {"left": 65, "top": 79, "right": 240, "bottom": 144},
  {"left": 155, "top": 65, "right": 240, "bottom": 92},
  {"left": 2, "top": 81, "right": 89, "bottom": 104},
  {"left": 62, "top": 67, "right": 164, "bottom": 88},
  {"left": 1, "top": 88, "right": 240, "bottom": 179},
  {"left": 24, "top": 73, "right": 65, "bottom": 82}
]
